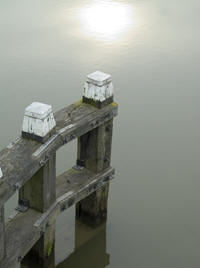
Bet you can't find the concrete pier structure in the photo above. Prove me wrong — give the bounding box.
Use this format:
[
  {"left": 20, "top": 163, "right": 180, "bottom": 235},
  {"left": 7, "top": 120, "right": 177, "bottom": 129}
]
[{"left": 0, "top": 71, "right": 118, "bottom": 268}]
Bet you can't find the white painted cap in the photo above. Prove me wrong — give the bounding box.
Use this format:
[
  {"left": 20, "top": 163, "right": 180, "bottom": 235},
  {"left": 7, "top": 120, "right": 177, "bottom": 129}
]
[
  {"left": 25, "top": 102, "right": 52, "bottom": 120},
  {"left": 83, "top": 71, "right": 114, "bottom": 102},
  {"left": 0, "top": 168, "right": 3, "bottom": 179},
  {"left": 86, "top": 71, "right": 112, "bottom": 87},
  {"left": 22, "top": 102, "right": 56, "bottom": 139}
]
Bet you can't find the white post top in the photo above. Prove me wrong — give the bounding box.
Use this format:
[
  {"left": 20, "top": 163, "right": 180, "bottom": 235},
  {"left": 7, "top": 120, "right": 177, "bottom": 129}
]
[
  {"left": 0, "top": 168, "right": 3, "bottom": 179},
  {"left": 86, "top": 71, "right": 112, "bottom": 86},
  {"left": 22, "top": 102, "right": 56, "bottom": 141},
  {"left": 24, "top": 102, "right": 52, "bottom": 120},
  {"left": 83, "top": 71, "right": 114, "bottom": 102}
]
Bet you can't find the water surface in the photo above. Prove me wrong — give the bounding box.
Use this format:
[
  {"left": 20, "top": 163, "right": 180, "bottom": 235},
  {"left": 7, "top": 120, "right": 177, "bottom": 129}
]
[{"left": 1, "top": 0, "right": 200, "bottom": 267}]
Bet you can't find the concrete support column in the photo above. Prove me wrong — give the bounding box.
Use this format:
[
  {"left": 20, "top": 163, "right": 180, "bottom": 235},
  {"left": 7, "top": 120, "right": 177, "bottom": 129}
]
[
  {"left": 19, "top": 153, "right": 56, "bottom": 213},
  {"left": 26, "top": 221, "right": 55, "bottom": 267},
  {"left": 76, "top": 71, "right": 114, "bottom": 227},
  {"left": 0, "top": 205, "right": 5, "bottom": 261},
  {"left": 20, "top": 102, "right": 56, "bottom": 265}
]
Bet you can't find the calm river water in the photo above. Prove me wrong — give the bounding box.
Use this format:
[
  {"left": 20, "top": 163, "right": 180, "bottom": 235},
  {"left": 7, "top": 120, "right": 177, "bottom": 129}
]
[{"left": 1, "top": 0, "right": 200, "bottom": 267}]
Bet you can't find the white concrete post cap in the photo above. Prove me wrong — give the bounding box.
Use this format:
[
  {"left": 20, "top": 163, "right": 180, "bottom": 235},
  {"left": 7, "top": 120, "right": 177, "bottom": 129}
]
[
  {"left": 22, "top": 102, "right": 56, "bottom": 141},
  {"left": 83, "top": 71, "right": 114, "bottom": 102},
  {"left": 86, "top": 71, "right": 112, "bottom": 86},
  {"left": 24, "top": 102, "right": 52, "bottom": 120}
]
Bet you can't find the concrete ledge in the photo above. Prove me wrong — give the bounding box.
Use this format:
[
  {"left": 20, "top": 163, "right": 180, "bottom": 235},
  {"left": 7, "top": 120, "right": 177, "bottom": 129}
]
[
  {"left": 82, "top": 96, "right": 113, "bottom": 108},
  {"left": 0, "top": 168, "right": 3, "bottom": 179},
  {"left": 22, "top": 129, "right": 55, "bottom": 144}
]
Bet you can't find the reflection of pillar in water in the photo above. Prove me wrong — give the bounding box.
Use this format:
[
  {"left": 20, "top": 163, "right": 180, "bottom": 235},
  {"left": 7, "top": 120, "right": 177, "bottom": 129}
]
[
  {"left": 21, "top": 252, "right": 55, "bottom": 268},
  {"left": 57, "top": 221, "right": 110, "bottom": 268}
]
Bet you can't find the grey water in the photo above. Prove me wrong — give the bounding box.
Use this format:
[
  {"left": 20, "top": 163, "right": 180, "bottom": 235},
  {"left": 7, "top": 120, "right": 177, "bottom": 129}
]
[{"left": 1, "top": 0, "right": 200, "bottom": 267}]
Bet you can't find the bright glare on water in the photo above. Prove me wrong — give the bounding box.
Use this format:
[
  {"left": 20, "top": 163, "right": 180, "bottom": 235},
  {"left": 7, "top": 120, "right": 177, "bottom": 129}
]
[{"left": 78, "top": 0, "right": 135, "bottom": 41}]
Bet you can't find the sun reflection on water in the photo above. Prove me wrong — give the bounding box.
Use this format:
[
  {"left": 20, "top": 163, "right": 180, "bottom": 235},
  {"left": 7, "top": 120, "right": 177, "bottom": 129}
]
[{"left": 78, "top": 0, "right": 135, "bottom": 42}]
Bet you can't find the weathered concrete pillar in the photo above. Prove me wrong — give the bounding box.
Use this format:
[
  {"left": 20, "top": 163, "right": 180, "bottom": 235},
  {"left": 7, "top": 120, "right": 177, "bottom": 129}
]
[
  {"left": 20, "top": 102, "right": 56, "bottom": 264},
  {"left": 76, "top": 71, "right": 114, "bottom": 227},
  {"left": 0, "top": 205, "right": 5, "bottom": 261},
  {"left": 19, "top": 153, "right": 56, "bottom": 213}
]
